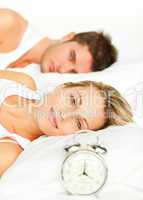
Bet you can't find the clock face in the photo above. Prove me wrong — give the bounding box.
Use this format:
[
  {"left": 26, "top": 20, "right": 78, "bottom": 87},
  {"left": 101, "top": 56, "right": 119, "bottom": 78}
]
[{"left": 61, "top": 150, "right": 107, "bottom": 195}]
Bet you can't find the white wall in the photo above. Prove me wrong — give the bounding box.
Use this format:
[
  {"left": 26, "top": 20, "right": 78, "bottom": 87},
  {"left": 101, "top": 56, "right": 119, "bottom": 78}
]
[{"left": 0, "top": 0, "right": 143, "bottom": 64}]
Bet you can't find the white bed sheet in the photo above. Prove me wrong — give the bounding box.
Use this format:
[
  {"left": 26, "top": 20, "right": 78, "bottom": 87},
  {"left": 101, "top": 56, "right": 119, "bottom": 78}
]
[{"left": 0, "top": 124, "right": 143, "bottom": 200}]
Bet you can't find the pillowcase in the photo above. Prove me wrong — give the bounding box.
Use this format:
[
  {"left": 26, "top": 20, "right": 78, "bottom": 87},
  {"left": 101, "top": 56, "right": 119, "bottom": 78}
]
[{"left": 0, "top": 124, "right": 143, "bottom": 200}]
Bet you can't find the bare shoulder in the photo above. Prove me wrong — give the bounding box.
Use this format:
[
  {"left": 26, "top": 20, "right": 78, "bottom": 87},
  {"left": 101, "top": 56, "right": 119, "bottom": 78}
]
[
  {"left": 10, "top": 71, "right": 37, "bottom": 90},
  {"left": 0, "top": 8, "right": 22, "bottom": 26},
  {"left": 0, "top": 8, "right": 27, "bottom": 32},
  {"left": 0, "top": 141, "right": 23, "bottom": 176},
  {"left": 0, "top": 8, "right": 28, "bottom": 52},
  {"left": 17, "top": 71, "right": 37, "bottom": 90},
  {"left": 0, "top": 70, "right": 37, "bottom": 90}
]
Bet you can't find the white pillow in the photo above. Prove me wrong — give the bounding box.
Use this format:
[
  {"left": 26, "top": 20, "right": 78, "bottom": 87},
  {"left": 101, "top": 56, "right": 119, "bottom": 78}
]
[
  {"left": 8, "top": 61, "right": 143, "bottom": 127},
  {"left": 0, "top": 124, "right": 143, "bottom": 200}
]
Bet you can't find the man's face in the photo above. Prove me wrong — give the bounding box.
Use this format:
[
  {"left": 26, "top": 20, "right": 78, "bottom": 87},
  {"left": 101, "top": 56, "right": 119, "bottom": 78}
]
[{"left": 41, "top": 41, "right": 93, "bottom": 73}]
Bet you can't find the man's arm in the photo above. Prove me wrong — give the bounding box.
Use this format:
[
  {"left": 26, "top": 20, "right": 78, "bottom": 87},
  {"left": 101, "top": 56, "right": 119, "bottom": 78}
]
[
  {"left": 0, "top": 8, "right": 28, "bottom": 52},
  {"left": 0, "top": 142, "right": 23, "bottom": 176}
]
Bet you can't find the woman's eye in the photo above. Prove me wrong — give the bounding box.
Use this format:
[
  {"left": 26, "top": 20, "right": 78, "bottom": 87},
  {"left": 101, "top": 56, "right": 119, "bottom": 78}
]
[
  {"left": 69, "top": 51, "right": 72, "bottom": 60},
  {"left": 69, "top": 50, "right": 76, "bottom": 63},
  {"left": 70, "top": 95, "right": 76, "bottom": 105},
  {"left": 76, "top": 118, "right": 82, "bottom": 130}
]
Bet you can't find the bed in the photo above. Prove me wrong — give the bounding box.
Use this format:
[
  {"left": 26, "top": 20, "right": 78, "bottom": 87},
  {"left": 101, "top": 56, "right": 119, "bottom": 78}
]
[
  {"left": 0, "top": 124, "right": 143, "bottom": 200},
  {"left": 0, "top": 0, "right": 143, "bottom": 199}
]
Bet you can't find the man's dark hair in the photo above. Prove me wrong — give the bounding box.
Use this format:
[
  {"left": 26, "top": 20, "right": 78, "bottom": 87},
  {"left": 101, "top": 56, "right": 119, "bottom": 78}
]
[{"left": 71, "top": 31, "right": 118, "bottom": 71}]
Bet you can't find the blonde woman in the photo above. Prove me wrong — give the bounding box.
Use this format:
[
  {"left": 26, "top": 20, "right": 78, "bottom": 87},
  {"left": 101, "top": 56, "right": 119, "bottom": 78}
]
[{"left": 0, "top": 70, "right": 133, "bottom": 176}]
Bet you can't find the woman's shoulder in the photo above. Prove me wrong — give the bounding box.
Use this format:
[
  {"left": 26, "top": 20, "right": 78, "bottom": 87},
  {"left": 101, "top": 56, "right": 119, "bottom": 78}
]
[
  {"left": 0, "top": 139, "right": 23, "bottom": 176},
  {"left": 16, "top": 71, "right": 37, "bottom": 90},
  {"left": 0, "top": 70, "right": 37, "bottom": 90}
]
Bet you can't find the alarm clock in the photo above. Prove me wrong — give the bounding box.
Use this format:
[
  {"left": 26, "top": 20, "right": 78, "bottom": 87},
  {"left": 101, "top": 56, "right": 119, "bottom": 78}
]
[{"left": 61, "top": 131, "right": 108, "bottom": 196}]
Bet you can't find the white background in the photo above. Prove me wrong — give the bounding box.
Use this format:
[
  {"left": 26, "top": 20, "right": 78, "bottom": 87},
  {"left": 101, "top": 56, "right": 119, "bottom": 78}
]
[{"left": 0, "top": 0, "right": 143, "bottom": 64}]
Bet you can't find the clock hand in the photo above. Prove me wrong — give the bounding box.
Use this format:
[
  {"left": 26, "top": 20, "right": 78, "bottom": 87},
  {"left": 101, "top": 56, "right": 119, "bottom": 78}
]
[
  {"left": 78, "top": 160, "right": 87, "bottom": 177},
  {"left": 83, "top": 161, "right": 88, "bottom": 176},
  {"left": 83, "top": 161, "right": 94, "bottom": 180},
  {"left": 78, "top": 161, "right": 93, "bottom": 179}
]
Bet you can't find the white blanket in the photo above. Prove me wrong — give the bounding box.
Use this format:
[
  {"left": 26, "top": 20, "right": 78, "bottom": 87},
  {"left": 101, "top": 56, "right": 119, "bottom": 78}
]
[{"left": 0, "top": 124, "right": 143, "bottom": 200}]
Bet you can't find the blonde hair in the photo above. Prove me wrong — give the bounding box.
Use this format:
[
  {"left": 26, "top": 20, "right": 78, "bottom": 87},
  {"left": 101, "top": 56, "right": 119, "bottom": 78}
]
[{"left": 63, "top": 80, "right": 133, "bottom": 129}]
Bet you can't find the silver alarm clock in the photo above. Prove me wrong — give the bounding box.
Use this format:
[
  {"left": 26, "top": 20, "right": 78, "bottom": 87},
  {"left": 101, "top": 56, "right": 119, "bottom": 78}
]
[{"left": 61, "top": 131, "right": 108, "bottom": 196}]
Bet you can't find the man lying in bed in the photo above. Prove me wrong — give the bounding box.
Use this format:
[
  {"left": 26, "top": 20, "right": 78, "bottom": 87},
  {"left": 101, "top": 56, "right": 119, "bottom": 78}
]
[{"left": 0, "top": 8, "right": 117, "bottom": 73}]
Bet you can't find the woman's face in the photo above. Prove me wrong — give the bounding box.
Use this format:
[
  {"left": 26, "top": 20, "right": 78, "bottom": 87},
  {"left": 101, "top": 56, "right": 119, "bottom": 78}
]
[{"left": 36, "top": 85, "right": 106, "bottom": 136}]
